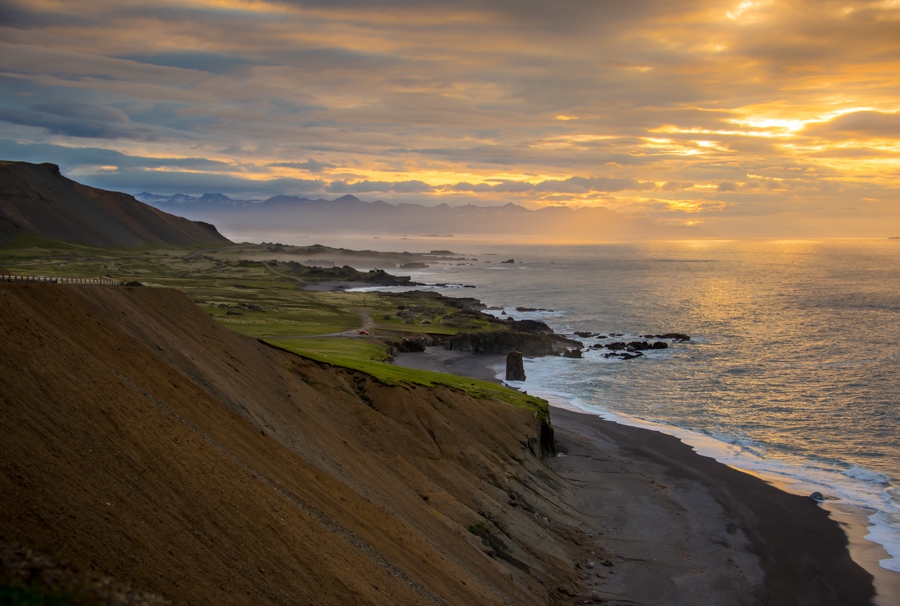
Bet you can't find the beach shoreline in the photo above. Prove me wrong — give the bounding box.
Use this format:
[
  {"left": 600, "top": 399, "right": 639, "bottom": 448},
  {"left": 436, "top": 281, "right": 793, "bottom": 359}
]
[{"left": 394, "top": 346, "right": 879, "bottom": 604}]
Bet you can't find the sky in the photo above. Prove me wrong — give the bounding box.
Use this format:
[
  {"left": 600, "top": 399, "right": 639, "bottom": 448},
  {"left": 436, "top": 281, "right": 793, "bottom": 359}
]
[{"left": 0, "top": 0, "right": 899, "bottom": 237}]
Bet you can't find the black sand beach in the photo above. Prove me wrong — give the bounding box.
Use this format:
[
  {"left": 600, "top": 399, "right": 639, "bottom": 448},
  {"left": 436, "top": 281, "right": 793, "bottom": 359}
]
[{"left": 395, "top": 347, "right": 877, "bottom": 605}]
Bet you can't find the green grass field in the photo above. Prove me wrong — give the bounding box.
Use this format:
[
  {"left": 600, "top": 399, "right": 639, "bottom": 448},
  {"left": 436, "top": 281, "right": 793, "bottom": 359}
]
[{"left": 1, "top": 241, "right": 548, "bottom": 419}]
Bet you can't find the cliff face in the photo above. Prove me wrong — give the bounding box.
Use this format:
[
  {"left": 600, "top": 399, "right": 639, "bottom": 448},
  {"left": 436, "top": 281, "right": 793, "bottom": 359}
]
[
  {"left": 0, "top": 283, "right": 599, "bottom": 605},
  {"left": 0, "top": 161, "right": 231, "bottom": 248},
  {"left": 445, "top": 329, "right": 581, "bottom": 356}
]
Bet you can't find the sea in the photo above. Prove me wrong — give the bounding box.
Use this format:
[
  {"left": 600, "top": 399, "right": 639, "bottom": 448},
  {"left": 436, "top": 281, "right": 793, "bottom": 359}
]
[{"left": 232, "top": 233, "right": 900, "bottom": 591}]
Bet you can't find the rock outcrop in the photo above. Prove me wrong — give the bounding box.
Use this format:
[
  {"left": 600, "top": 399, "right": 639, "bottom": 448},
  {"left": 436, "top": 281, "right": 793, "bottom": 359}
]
[
  {"left": 507, "top": 319, "right": 553, "bottom": 334},
  {"left": 445, "top": 330, "right": 579, "bottom": 356},
  {"left": 506, "top": 351, "right": 526, "bottom": 381}
]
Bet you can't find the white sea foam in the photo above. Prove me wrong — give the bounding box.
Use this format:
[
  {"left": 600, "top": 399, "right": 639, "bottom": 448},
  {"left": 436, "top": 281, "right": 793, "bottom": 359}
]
[
  {"left": 845, "top": 466, "right": 892, "bottom": 485},
  {"left": 505, "top": 336, "right": 900, "bottom": 573},
  {"left": 868, "top": 510, "right": 900, "bottom": 572}
]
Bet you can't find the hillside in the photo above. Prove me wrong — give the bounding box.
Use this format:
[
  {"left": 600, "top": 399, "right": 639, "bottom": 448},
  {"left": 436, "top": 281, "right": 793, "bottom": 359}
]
[
  {"left": 0, "top": 283, "right": 597, "bottom": 605},
  {"left": 0, "top": 162, "right": 230, "bottom": 248}
]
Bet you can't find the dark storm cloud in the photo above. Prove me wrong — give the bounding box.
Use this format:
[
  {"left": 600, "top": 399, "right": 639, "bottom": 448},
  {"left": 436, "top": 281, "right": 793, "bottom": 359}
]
[
  {"left": 117, "top": 52, "right": 264, "bottom": 74},
  {"left": 0, "top": 103, "right": 158, "bottom": 140},
  {"left": 0, "top": 140, "right": 232, "bottom": 171},
  {"left": 0, "top": 3, "right": 91, "bottom": 28}
]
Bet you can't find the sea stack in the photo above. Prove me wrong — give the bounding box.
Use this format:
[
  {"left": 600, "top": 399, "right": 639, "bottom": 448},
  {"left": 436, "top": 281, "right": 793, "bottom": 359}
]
[{"left": 506, "top": 350, "right": 526, "bottom": 381}]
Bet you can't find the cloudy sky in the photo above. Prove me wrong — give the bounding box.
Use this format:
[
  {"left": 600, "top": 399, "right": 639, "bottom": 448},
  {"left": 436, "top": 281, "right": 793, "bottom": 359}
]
[{"left": 1, "top": 0, "right": 898, "bottom": 236}]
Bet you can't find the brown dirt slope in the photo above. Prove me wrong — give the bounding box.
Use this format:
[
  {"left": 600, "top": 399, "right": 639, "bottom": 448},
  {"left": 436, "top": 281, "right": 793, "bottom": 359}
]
[
  {"left": 0, "top": 161, "right": 230, "bottom": 248},
  {"left": 0, "top": 283, "right": 598, "bottom": 605}
]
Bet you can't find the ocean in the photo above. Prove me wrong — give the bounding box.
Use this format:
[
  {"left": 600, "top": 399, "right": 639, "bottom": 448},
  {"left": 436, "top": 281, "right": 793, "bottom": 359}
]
[{"left": 231, "top": 234, "right": 900, "bottom": 579}]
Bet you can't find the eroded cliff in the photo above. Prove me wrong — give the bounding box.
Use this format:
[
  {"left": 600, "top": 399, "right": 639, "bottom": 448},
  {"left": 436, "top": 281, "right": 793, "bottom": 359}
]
[{"left": 0, "top": 283, "right": 601, "bottom": 605}]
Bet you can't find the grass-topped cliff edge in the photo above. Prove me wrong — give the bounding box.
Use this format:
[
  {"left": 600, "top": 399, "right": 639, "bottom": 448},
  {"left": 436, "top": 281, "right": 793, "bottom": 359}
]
[
  {"left": 0, "top": 241, "right": 556, "bottom": 424},
  {"left": 0, "top": 267, "right": 604, "bottom": 604}
]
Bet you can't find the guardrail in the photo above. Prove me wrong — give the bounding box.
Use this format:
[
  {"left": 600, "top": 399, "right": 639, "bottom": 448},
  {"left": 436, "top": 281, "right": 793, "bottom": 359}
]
[{"left": 1, "top": 274, "right": 123, "bottom": 286}]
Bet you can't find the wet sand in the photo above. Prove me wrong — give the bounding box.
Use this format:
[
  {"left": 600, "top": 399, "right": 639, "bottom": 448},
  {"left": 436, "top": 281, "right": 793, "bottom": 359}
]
[{"left": 394, "top": 346, "right": 877, "bottom": 605}]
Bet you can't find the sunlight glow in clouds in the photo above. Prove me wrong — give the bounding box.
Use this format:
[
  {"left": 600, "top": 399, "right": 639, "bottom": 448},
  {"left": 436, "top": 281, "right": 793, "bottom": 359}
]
[{"left": 0, "top": 0, "right": 898, "bottom": 236}]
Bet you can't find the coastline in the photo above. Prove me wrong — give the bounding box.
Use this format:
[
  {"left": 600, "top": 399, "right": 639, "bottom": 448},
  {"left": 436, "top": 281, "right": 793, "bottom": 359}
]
[{"left": 394, "top": 346, "right": 877, "bottom": 604}]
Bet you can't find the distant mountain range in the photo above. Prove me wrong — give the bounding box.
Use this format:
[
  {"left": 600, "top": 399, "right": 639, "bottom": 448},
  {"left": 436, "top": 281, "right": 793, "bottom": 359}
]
[
  {"left": 136, "top": 192, "right": 712, "bottom": 240},
  {"left": 0, "top": 162, "right": 231, "bottom": 248},
  {"left": 136, "top": 191, "right": 263, "bottom": 209}
]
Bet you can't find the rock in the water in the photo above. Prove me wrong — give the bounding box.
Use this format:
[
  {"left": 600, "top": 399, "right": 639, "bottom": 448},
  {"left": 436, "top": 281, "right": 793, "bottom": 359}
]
[
  {"left": 658, "top": 332, "right": 691, "bottom": 341},
  {"left": 809, "top": 492, "right": 826, "bottom": 502},
  {"left": 506, "top": 351, "right": 526, "bottom": 381},
  {"left": 501, "top": 259, "right": 515, "bottom": 264},
  {"left": 651, "top": 341, "right": 668, "bottom": 349},
  {"left": 562, "top": 348, "right": 582, "bottom": 359}
]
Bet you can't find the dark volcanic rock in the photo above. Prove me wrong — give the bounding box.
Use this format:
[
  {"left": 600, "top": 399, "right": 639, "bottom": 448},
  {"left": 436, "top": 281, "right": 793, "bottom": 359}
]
[
  {"left": 657, "top": 333, "right": 691, "bottom": 341},
  {"left": 387, "top": 290, "right": 486, "bottom": 311},
  {"left": 445, "top": 330, "right": 578, "bottom": 356},
  {"left": 395, "top": 337, "right": 428, "bottom": 353},
  {"left": 509, "top": 319, "right": 553, "bottom": 334},
  {"left": 506, "top": 351, "right": 526, "bottom": 381},
  {"left": 562, "top": 348, "right": 582, "bottom": 359},
  {"left": 501, "top": 259, "right": 515, "bottom": 264},
  {"left": 651, "top": 341, "right": 668, "bottom": 349}
]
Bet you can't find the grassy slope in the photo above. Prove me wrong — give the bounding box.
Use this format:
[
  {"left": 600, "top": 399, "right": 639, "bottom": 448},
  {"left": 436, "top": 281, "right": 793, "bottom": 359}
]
[
  {"left": 0, "top": 283, "right": 594, "bottom": 605},
  {"left": 267, "top": 338, "right": 548, "bottom": 419},
  {"left": 0, "top": 243, "right": 549, "bottom": 420}
]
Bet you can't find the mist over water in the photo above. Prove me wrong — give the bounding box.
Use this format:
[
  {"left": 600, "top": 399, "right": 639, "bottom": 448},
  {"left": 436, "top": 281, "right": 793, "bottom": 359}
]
[{"left": 237, "top": 233, "right": 900, "bottom": 572}]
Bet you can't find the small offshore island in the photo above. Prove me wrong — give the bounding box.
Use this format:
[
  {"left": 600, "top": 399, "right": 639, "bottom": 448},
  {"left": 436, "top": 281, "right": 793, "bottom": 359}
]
[{"left": 0, "top": 162, "right": 878, "bottom": 604}]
